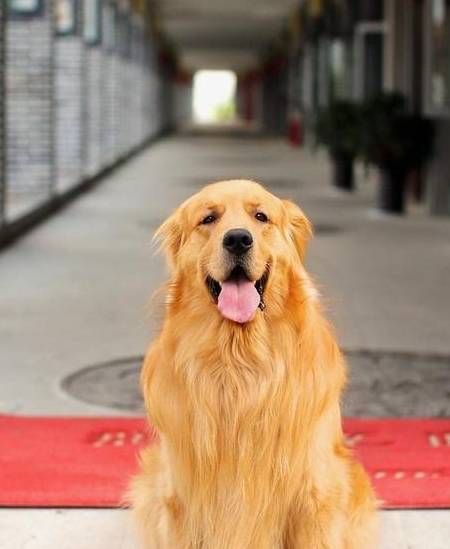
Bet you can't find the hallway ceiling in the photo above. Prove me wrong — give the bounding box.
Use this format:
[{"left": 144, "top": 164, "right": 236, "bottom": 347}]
[{"left": 155, "top": 0, "right": 299, "bottom": 71}]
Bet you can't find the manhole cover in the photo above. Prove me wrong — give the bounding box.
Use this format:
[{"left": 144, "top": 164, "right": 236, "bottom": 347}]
[
  {"left": 62, "top": 351, "right": 450, "bottom": 416},
  {"left": 62, "top": 357, "right": 144, "bottom": 412},
  {"left": 344, "top": 351, "right": 450, "bottom": 417}
]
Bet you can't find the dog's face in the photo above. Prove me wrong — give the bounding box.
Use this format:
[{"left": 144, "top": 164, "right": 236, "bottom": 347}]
[{"left": 157, "top": 180, "right": 312, "bottom": 324}]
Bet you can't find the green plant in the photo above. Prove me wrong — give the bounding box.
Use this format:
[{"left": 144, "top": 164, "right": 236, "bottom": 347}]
[
  {"left": 213, "top": 101, "right": 235, "bottom": 123},
  {"left": 360, "top": 93, "right": 435, "bottom": 169},
  {"left": 315, "top": 101, "right": 361, "bottom": 156}
]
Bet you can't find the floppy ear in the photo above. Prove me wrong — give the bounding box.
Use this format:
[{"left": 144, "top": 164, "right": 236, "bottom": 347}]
[
  {"left": 282, "top": 199, "right": 313, "bottom": 262},
  {"left": 154, "top": 211, "right": 186, "bottom": 268}
]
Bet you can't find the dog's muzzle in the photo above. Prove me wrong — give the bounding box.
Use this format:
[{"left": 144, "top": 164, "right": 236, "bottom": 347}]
[{"left": 206, "top": 265, "right": 268, "bottom": 324}]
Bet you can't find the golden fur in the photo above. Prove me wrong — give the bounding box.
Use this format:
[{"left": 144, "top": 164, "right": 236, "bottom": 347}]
[{"left": 130, "top": 179, "right": 378, "bottom": 548}]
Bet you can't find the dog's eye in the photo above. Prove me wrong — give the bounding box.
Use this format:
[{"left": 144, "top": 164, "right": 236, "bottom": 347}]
[
  {"left": 201, "top": 214, "right": 216, "bottom": 225},
  {"left": 255, "top": 212, "right": 268, "bottom": 223}
]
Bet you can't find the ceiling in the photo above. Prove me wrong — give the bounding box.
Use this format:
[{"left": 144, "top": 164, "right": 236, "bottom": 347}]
[{"left": 154, "top": 0, "right": 300, "bottom": 72}]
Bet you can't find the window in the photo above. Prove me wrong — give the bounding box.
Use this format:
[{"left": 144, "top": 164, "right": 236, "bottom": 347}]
[
  {"left": 426, "top": 0, "right": 450, "bottom": 114},
  {"left": 9, "top": 0, "right": 42, "bottom": 15},
  {"left": 83, "top": 0, "right": 101, "bottom": 45},
  {"left": 55, "top": 0, "right": 77, "bottom": 36}
]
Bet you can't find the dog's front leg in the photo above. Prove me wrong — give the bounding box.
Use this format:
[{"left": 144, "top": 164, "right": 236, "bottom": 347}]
[
  {"left": 284, "top": 503, "right": 349, "bottom": 549},
  {"left": 284, "top": 503, "right": 378, "bottom": 549}
]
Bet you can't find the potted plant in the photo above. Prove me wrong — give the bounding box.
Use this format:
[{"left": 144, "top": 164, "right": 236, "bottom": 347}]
[
  {"left": 315, "top": 101, "right": 361, "bottom": 191},
  {"left": 360, "top": 93, "right": 435, "bottom": 213}
]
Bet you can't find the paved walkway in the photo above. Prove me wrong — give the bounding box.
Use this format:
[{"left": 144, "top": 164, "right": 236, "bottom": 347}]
[{"left": 0, "top": 132, "right": 449, "bottom": 548}]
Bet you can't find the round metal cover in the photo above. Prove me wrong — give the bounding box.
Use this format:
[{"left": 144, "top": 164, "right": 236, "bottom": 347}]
[
  {"left": 62, "top": 351, "right": 450, "bottom": 417},
  {"left": 62, "top": 357, "right": 144, "bottom": 412},
  {"left": 344, "top": 351, "right": 450, "bottom": 417}
]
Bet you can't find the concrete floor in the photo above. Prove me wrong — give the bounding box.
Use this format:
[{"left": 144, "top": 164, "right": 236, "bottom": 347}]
[
  {"left": 0, "top": 132, "right": 449, "bottom": 547},
  {"left": 1, "top": 508, "right": 450, "bottom": 549}
]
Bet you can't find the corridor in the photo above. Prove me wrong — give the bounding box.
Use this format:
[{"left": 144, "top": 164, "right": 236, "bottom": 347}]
[{"left": 1, "top": 0, "right": 450, "bottom": 547}]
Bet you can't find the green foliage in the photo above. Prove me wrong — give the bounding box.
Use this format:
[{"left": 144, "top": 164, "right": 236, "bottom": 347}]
[
  {"left": 315, "top": 94, "right": 435, "bottom": 172},
  {"left": 213, "top": 101, "right": 235, "bottom": 123},
  {"left": 360, "top": 93, "right": 435, "bottom": 169},
  {"left": 315, "top": 101, "right": 361, "bottom": 156}
]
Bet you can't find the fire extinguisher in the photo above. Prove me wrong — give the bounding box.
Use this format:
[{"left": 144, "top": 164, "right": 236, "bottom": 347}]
[{"left": 288, "top": 109, "right": 303, "bottom": 147}]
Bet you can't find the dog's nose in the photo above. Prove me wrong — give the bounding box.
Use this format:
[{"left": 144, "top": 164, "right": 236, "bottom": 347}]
[{"left": 223, "top": 229, "right": 253, "bottom": 256}]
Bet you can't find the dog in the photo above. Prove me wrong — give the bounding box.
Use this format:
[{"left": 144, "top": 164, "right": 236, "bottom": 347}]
[{"left": 130, "top": 179, "right": 378, "bottom": 548}]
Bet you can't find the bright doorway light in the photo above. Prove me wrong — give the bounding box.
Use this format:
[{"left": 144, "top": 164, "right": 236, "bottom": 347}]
[{"left": 192, "top": 70, "right": 237, "bottom": 124}]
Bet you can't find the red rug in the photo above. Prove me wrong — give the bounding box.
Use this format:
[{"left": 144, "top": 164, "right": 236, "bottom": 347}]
[{"left": 0, "top": 415, "right": 449, "bottom": 509}]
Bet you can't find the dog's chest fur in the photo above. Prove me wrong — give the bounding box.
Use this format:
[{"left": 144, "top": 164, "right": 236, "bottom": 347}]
[
  {"left": 160, "top": 334, "right": 306, "bottom": 549},
  {"left": 174, "top": 329, "right": 301, "bottom": 478}
]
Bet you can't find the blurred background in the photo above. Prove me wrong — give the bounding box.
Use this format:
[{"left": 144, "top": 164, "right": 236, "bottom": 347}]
[{"left": 0, "top": 1, "right": 449, "bottom": 548}]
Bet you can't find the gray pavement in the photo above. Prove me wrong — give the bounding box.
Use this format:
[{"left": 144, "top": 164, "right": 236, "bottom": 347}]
[{"left": 0, "top": 133, "right": 449, "bottom": 548}]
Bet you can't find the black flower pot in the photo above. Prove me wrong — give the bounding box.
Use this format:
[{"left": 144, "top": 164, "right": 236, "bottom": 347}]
[
  {"left": 331, "top": 151, "right": 354, "bottom": 191},
  {"left": 378, "top": 164, "right": 408, "bottom": 214}
]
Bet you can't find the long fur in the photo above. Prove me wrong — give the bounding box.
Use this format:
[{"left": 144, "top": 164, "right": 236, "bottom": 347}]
[{"left": 129, "top": 180, "right": 378, "bottom": 548}]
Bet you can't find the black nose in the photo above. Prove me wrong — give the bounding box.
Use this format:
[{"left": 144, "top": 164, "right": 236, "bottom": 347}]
[{"left": 223, "top": 228, "right": 253, "bottom": 256}]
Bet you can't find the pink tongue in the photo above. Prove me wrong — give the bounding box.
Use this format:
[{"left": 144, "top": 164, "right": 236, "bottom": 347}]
[{"left": 217, "top": 279, "right": 260, "bottom": 324}]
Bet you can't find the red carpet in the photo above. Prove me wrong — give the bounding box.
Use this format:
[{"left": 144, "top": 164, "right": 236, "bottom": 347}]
[{"left": 0, "top": 415, "right": 449, "bottom": 509}]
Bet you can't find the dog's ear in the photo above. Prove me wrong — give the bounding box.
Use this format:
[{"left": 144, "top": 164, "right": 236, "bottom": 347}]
[
  {"left": 154, "top": 210, "right": 186, "bottom": 268},
  {"left": 282, "top": 199, "right": 313, "bottom": 262}
]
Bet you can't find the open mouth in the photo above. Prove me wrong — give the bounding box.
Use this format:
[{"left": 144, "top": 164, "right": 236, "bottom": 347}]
[{"left": 206, "top": 265, "right": 268, "bottom": 323}]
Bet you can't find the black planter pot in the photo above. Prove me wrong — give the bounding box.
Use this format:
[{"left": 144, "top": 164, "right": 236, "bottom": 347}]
[
  {"left": 331, "top": 151, "right": 354, "bottom": 191},
  {"left": 378, "top": 164, "right": 408, "bottom": 214}
]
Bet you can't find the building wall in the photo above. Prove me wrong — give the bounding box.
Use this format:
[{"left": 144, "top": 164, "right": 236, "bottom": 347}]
[
  {"left": 100, "top": 1, "right": 115, "bottom": 167},
  {"left": 426, "top": 120, "right": 450, "bottom": 214},
  {"left": 1, "top": 1, "right": 171, "bottom": 228},
  {"left": 101, "top": 49, "right": 116, "bottom": 167},
  {"left": 383, "top": 0, "right": 450, "bottom": 214},
  {"left": 422, "top": 0, "right": 450, "bottom": 214},
  {"left": 174, "top": 80, "right": 193, "bottom": 128},
  {"left": 384, "top": 0, "right": 415, "bottom": 106},
  {"left": 85, "top": 45, "right": 103, "bottom": 176},
  {"left": 54, "top": 11, "right": 85, "bottom": 191},
  {"left": 0, "top": 1, "right": 5, "bottom": 223},
  {"left": 6, "top": 0, "right": 54, "bottom": 219},
  {"left": 385, "top": 0, "right": 450, "bottom": 215}
]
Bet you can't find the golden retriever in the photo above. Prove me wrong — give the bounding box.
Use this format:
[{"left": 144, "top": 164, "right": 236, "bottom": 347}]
[{"left": 130, "top": 179, "right": 378, "bottom": 548}]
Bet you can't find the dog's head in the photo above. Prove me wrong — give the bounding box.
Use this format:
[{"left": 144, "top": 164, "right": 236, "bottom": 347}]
[{"left": 156, "top": 179, "right": 312, "bottom": 324}]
